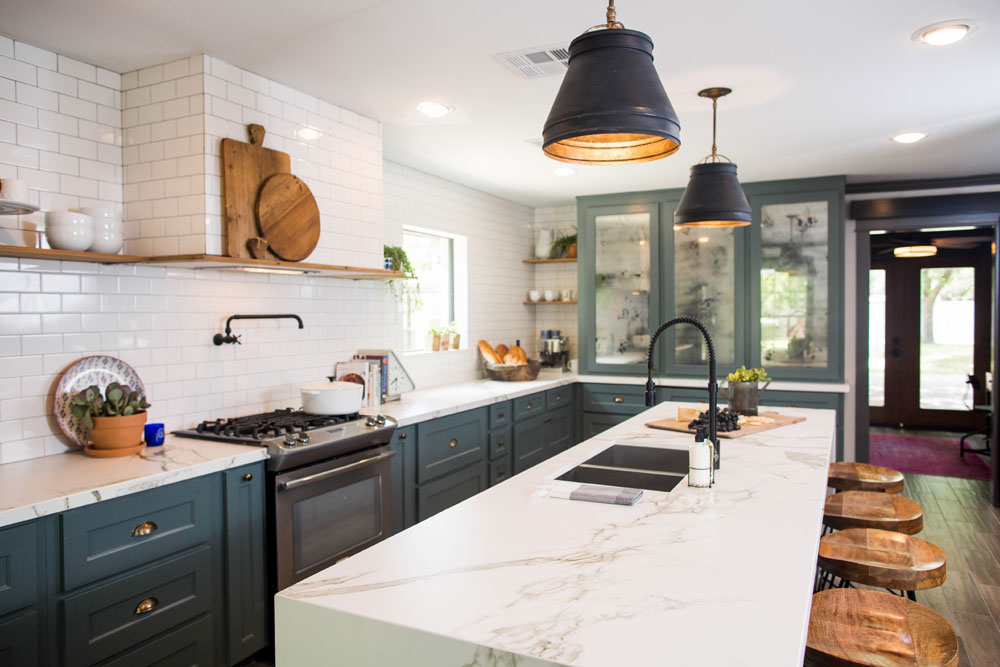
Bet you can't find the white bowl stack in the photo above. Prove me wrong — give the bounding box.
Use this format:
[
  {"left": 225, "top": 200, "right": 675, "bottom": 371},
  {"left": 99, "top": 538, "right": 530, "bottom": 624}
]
[
  {"left": 45, "top": 211, "right": 94, "bottom": 251},
  {"left": 79, "top": 207, "right": 123, "bottom": 254}
]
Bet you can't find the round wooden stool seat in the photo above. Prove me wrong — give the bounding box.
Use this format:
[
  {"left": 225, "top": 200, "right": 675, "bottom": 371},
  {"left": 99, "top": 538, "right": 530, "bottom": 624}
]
[
  {"left": 806, "top": 589, "right": 958, "bottom": 667},
  {"left": 829, "top": 461, "right": 904, "bottom": 493},
  {"left": 824, "top": 491, "right": 923, "bottom": 534},
  {"left": 818, "top": 528, "right": 946, "bottom": 591}
]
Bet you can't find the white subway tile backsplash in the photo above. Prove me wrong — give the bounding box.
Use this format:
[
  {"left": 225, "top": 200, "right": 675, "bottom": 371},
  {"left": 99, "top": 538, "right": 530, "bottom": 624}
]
[
  {"left": 57, "top": 55, "right": 97, "bottom": 83},
  {"left": 77, "top": 80, "right": 114, "bottom": 107},
  {"left": 0, "top": 98, "right": 37, "bottom": 126},
  {"left": 14, "top": 42, "right": 55, "bottom": 71},
  {"left": 59, "top": 93, "right": 97, "bottom": 121},
  {"left": 0, "top": 37, "right": 12, "bottom": 59},
  {"left": 162, "top": 58, "right": 190, "bottom": 82},
  {"left": 0, "top": 56, "right": 36, "bottom": 86},
  {"left": 96, "top": 67, "right": 119, "bottom": 90},
  {"left": 16, "top": 82, "right": 58, "bottom": 111},
  {"left": 58, "top": 134, "right": 97, "bottom": 160},
  {"left": 138, "top": 65, "right": 164, "bottom": 87},
  {"left": 36, "top": 68, "right": 77, "bottom": 96},
  {"left": 16, "top": 124, "right": 58, "bottom": 151},
  {"left": 149, "top": 80, "right": 176, "bottom": 104},
  {"left": 38, "top": 109, "right": 77, "bottom": 135},
  {"left": 0, "top": 142, "right": 38, "bottom": 169}
]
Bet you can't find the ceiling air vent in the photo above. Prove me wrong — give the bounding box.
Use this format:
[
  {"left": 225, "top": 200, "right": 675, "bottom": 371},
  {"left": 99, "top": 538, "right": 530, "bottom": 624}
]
[{"left": 494, "top": 44, "right": 570, "bottom": 79}]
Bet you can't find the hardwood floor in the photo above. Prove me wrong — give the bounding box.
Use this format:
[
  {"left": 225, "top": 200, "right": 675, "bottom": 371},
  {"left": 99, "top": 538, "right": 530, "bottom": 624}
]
[{"left": 898, "top": 472, "right": 1000, "bottom": 666}]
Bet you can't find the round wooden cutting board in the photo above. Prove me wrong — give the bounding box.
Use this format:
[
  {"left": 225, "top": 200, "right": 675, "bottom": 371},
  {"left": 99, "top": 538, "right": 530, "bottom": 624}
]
[{"left": 255, "top": 173, "right": 320, "bottom": 261}]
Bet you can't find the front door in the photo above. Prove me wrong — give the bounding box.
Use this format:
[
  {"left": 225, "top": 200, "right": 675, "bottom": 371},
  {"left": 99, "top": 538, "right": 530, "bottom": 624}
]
[{"left": 869, "top": 246, "right": 991, "bottom": 429}]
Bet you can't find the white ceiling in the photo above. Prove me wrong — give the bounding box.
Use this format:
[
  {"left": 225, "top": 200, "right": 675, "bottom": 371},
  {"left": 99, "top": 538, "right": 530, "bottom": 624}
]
[{"left": 4, "top": 0, "right": 1000, "bottom": 207}]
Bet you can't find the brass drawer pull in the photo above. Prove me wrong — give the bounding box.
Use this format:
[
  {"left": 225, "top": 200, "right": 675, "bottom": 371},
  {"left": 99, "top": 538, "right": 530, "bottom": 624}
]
[
  {"left": 543, "top": 417, "right": 552, "bottom": 423},
  {"left": 498, "top": 467, "right": 505, "bottom": 476},
  {"left": 555, "top": 395, "right": 562, "bottom": 401},
  {"left": 399, "top": 432, "right": 407, "bottom": 440},
  {"left": 613, "top": 396, "right": 624, "bottom": 403},
  {"left": 449, "top": 439, "right": 458, "bottom": 448},
  {"left": 498, "top": 439, "right": 505, "bottom": 447},
  {"left": 498, "top": 412, "right": 504, "bottom": 418},
  {"left": 134, "top": 597, "right": 159, "bottom": 615},
  {"left": 243, "top": 472, "right": 253, "bottom": 481},
  {"left": 525, "top": 402, "right": 533, "bottom": 409},
  {"left": 132, "top": 521, "right": 158, "bottom": 537}
]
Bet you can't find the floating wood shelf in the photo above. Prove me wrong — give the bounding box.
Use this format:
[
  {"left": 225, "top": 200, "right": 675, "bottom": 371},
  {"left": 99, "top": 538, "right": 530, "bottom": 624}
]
[
  {"left": 0, "top": 246, "right": 404, "bottom": 280},
  {"left": 523, "top": 300, "right": 577, "bottom": 305},
  {"left": 522, "top": 258, "right": 577, "bottom": 264}
]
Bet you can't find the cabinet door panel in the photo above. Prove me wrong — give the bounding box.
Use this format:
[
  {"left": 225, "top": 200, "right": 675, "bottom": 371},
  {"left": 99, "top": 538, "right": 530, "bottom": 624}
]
[
  {"left": 543, "top": 405, "right": 574, "bottom": 454},
  {"left": 512, "top": 415, "right": 546, "bottom": 474},
  {"left": 98, "top": 614, "right": 214, "bottom": 667},
  {"left": 489, "top": 456, "right": 512, "bottom": 486},
  {"left": 223, "top": 463, "right": 267, "bottom": 664},
  {"left": 0, "top": 522, "right": 38, "bottom": 617},
  {"left": 489, "top": 401, "right": 511, "bottom": 429},
  {"left": 416, "top": 410, "right": 486, "bottom": 484},
  {"left": 582, "top": 412, "right": 632, "bottom": 439},
  {"left": 545, "top": 385, "right": 574, "bottom": 410},
  {"left": 512, "top": 393, "right": 545, "bottom": 422},
  {"left": 580, "top": 383, "right": 647, "bottom": 415},
  {"left": 0, "top": 611, "right": 38, "bottom": 667},
  {"left": 416, "top": 464, "right": 487, "bottom": 522},
  {"left": 389, "top": 425, "right": 415, "bottom": 534}
]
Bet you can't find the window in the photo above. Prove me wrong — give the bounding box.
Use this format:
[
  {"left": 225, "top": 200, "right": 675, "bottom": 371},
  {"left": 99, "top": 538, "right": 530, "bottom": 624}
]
[{"left": 401, "top": 227, "right": 468, "bottom": 352}]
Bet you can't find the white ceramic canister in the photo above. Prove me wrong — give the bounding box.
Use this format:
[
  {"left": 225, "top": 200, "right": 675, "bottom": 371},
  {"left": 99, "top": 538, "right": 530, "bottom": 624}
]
[
  {"left": 45, "top": 211, "right": 94, "bottom": 251},
  {"left": 78, "top": 207, "right": 123, "bottom": 254},
  {"left": 0, "top": 178, "right": 30, "bottom": 202}
]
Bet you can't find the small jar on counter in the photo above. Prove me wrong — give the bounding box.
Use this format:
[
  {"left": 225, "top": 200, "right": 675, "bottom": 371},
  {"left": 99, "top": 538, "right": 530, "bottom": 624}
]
[{"left": 689, "top": 427, "right": 713, "bottom": 488}]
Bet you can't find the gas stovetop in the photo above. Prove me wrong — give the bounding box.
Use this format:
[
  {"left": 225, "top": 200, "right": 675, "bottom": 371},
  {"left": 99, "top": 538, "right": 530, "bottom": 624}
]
[{"left": 173, "top": 408, "right": 397, "bottom": 471}]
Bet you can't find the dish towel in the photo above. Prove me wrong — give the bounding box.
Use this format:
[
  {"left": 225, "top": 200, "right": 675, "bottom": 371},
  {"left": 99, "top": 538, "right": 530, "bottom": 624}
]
[{"left": 549, "top": 483, "right": 643, "bottom": 506}]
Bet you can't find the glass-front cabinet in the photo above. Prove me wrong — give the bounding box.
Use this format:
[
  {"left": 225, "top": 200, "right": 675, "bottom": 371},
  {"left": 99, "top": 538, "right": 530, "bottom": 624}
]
[{"left": 578, "top": 176, "right": 844, "bottom": 381}]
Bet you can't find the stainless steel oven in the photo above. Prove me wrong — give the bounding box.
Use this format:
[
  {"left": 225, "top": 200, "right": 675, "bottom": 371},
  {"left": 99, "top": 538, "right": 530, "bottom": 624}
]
[{"left": 272, "top": 444, "right": 395, "bottom": 590}]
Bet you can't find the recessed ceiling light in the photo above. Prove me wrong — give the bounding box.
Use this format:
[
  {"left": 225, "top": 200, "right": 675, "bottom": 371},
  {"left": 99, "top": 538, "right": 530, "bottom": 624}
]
[
  {"left": 552, "top": 167, "right": 576, "bottom": 176},
  {"left": 417, "top": 101, "right": 451, "bottom": 118},
  {"left": 894, "top": 245, "right": 937, "bottom": 258},
  {"left": 891, "top": 132, "right": 928, "bottom": 144},
  {"left": 913, "top": 20, "right": 978, "bottom": 46},
  {"left": 698, "top": 236, "right": 710, "bottom": 243}
]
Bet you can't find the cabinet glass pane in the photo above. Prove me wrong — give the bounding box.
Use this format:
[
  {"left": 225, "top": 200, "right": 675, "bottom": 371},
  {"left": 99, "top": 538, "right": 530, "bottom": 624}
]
[
  {"left": 760, "top": 201, "right": 829, "bottom": 367},
  {"left": 594, "top": 212, "right": 651, "bottom": 365},
  {"left": 869, "top": 269, "right": 885, "bottom": 407},
  {"left": 919, "top": 267, "right": 975, "bottom": 410},
  {"left": 673, "top": 227, "right": 736, "bottom": 364}
]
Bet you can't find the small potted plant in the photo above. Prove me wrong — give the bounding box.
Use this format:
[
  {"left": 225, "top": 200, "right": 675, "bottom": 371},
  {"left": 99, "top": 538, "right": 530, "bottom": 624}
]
[
  {"left": 549, "top": 232, "right": 578, "bottom": 259},
  {"left": 440, "top": 327, "right": 450, "bottom": 350},
  {"left": 71, "top": 383, "right": 151, "bottom": 454},
  {"left": 722, "top": 366, "right": 770, "bottom": 416},
  {"left": 428, "top": 327, "right": 442, "bottom": 352},
  {"left": 447, "top": 321, "right": 460, "bottom": 349},
  {"left": 384, "top": 245, "right": 422, "bottom": 319}
]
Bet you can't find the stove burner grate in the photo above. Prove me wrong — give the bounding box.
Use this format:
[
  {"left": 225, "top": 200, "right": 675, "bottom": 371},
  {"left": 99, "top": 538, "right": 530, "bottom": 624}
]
[{"left": 194, "top": 408, "right": 360, "bottom": 441}]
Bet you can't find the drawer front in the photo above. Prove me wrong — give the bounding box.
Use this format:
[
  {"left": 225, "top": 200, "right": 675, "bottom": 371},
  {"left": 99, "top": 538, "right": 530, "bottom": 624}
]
[
  {"left": 98, "top": 614, "right": 214, "bottom": 667},
  {"left": 513, "top": 414, "right": 547, "bottom": 474},
  {"left": 416, "top": 410, "right": 486, "bottom": 484},
  {"left": 63, "top": 546, "right": 213, "bottom": 667},
  {"left": 0, "top": 611, "right": 39, "bottom": 667},
  {"left": 488, "top": 401, "right": 511, "bottom": 429},
  {"left": 488, "top": 425, "right": 511, "bottom": 461},
  {"left": 545, "top": 385, "right": 574, "bottom": 411},
  {"left": 582, "top": 412, "right": 632, "bottom": 439},
  {"left": 543, "top": 405, "right": 574, "bottom": 454},
  {"left": 513, "top": 392, "right": 545, "bottom": 421},
  {"left": 62, "top": 476, "right": 211, "bottom": 591},
  {"left": 580, "top": 383, "right": 647, "bottom": 415},
  {"left": 489, "top": 457, "right": 512, "bottom": 486},
  {"left": 416, "top": 464, "right": 487, "bottom": 522},
  {"left": 0, "top": 522, "right": 38, "bottom": 617}
]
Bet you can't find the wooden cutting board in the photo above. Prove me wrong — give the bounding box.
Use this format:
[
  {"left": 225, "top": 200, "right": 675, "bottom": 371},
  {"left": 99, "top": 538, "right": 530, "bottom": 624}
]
[
  {"left": 221, "top": 124, "right": 290, "bottom": 258},
  {"left": 255, "top": 173, "right": 320, "bottom": 261},
  {"left": 645, "top": 412, "right": 806, "bottom": 438}
]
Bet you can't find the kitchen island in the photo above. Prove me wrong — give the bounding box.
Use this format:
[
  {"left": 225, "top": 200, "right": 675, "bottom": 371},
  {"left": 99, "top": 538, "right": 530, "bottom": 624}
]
[{"left": 275, "top": 400, "right": 836, "bottom": 666}]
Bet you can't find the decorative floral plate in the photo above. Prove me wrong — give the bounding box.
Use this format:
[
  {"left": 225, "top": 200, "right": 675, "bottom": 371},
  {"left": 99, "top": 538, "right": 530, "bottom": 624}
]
[{"left": 54, "top": 355, "right": 146, "bottom": 447}]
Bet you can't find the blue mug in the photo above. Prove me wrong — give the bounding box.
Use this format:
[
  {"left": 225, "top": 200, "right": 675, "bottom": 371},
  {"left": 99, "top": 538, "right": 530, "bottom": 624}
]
[{"left": 144, "top": 423, "right": 165, "bottom": 447}]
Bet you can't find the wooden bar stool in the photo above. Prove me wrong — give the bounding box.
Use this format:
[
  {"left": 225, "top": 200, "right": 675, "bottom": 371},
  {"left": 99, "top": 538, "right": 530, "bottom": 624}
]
[
  {"left": 828, "top": 461, "right": 904, "bottom": 493},
  {"left": 824, "top": 490, "right": 923, "bottom": 534},
  {"left": 806, "top": 589, "right": 958, "bottom": 667},
  {"left": 817, "top": 528, "right": 946, "bottom": 601}
]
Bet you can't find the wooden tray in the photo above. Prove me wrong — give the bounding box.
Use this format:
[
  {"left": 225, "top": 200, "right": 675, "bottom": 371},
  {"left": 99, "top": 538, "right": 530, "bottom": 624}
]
[{"left": 645, "top": 412, "right": 806, "bottom": 438}]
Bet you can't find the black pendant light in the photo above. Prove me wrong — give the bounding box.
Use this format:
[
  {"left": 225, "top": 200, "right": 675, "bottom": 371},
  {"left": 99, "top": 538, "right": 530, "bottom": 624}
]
[
  {"left": 674, "top": 87, "right": 752, "bottom": 228},
  {"left": 542, "top": 1, "right": 680, "bottom": 165}
]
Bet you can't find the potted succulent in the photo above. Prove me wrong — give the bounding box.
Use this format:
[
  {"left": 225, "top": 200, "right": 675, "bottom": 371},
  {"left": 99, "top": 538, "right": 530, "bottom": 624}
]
[
  {"left": 428, "top": 327, "right": 442, "bottom": 352},
  {"left": 549, "top": 232, "right": 578, "bottom": 259},
  {"left": 722, "top": 366, "right": 771, "bottom": 416},
  {"left": 447, "top": 321, "right": 460, "bottom": 349},
  {"left": 384, "top": 245, "right": 422, "bottom": 319},
  {"left": 71, "top": 383, "right": 151, "bottom": 452}
]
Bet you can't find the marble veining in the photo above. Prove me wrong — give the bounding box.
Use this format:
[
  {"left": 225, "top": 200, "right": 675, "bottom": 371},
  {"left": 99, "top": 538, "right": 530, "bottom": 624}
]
[
  {"left": 0, "top": 435, "right": 267, "bottom": 528},
  {"left": 276, "top": 401, "right": 836, "bottom": 666}
]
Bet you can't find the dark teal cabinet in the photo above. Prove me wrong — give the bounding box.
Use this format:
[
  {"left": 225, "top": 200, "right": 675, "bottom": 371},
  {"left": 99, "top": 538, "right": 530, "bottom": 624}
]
[
  {"left": 0, "top": 611, "right": 39, "bottom": 667},
  {"left": 223, "top": 462, "right": 267, "bottom": 664},
  {"left": 416, "top": 411, "right": 487, "bottom": 484},
  {"left": 579, "top": 383, "right": 648, "bottom": 438},
  {"left": 512, "top": 414, "right": 547, "bottom": 474},
  {"left": 389, "top": 425, "right": 416, "bottom": 532},
  {"left": 416, "top": 463, "right": 488, "bottom": 522}
]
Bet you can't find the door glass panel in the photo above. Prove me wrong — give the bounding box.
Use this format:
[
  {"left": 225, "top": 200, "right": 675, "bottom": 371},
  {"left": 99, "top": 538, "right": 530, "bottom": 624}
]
[
  {"left": 292, "top": 476, "right": 382, "bottom": 575},
  {"left": 673, "top": 226, "right": 736, "bottom": 365},
  {"left": 919, "top": 267, "right": 975, "bottom": 410},
  {"left": 868, "top": 269, "right": 886, "bottom": 407},
  {"left": 594, "top": 212, "right": 650, "bottom": 365},
  {"left": 760, "top": 201, "right": 829, "bottom": 367}
]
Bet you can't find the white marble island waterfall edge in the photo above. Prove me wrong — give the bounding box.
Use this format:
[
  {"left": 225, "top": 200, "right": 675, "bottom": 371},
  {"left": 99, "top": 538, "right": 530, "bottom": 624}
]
[{"left": 275, "top": 401, "right": 835, "bottom": 667}]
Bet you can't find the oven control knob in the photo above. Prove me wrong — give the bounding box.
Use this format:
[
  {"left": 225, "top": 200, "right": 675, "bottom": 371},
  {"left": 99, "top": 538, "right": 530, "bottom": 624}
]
[
  {"left": 297, "top": 432, "right": 310, "bottom": 444},
  {"left": 283, "top": 435, "right": 297, "bottom": 447},
  {"left": 365, "top": 416, "right": 377, "bottom": 428},
  {"left": 375, "top": 414, "right": 387, "bottom": 426}
]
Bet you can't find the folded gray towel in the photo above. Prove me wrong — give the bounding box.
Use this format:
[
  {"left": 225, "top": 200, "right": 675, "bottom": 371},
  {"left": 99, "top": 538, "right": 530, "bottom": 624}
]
[{"left": 550, "top": 483, "right": 643, "bottom": 505}]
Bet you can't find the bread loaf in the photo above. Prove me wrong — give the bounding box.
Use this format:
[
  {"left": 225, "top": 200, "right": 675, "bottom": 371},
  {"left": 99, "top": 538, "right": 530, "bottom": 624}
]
[
  {"left": 495, "top": 343, "right": 509, "bottom": 360},
  {"left": 478, "top": 340, "right": 502, "bottom": 364},
  {"left": 502, "top": 351, "right": 521, "bottom": 365},
  {"left": 509, "top": 345, "right": 526, "bottom": 363}
]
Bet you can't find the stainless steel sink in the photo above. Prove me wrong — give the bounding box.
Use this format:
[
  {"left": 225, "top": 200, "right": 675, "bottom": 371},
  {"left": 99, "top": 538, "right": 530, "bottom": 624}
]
[{"left": 555, "top": 444, "right": 688, "bottom": 493}]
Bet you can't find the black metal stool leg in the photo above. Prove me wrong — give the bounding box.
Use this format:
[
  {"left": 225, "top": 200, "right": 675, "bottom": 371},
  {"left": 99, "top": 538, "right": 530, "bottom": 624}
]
[{"left": 906, "top": 590, "right": 917, "bottom": 602}]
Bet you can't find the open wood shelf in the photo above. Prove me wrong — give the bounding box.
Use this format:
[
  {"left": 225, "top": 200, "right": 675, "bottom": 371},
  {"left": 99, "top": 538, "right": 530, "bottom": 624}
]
[
  {"left": 0, "top": 246, "right": 404, "bottom": 280},
  {"left": 523, "top": 300, "right": 577, "bottom": 306},
  {"left": 522, "top": 258, "right": 577, "bottom": 264}
]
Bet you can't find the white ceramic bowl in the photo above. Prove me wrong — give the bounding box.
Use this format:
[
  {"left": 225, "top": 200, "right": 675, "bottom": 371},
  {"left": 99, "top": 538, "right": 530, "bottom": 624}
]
[
  {"left": 76, "top": 208, "right": 124, "bottom": 253},
  {"left": 77, "top": 206, "right": 122, "bottom": 223},
  {"left": 45, "top": 211, "right": 94, "bottom": 251},
  {"left": 528, "top": 290, "right": 542, "bottom": 302},
  {"left": 544, "top": 289, "right": 558, "bottom": 302}
]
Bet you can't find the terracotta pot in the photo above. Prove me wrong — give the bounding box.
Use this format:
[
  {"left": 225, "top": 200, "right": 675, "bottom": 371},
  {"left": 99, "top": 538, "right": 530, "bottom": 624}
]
[
  {"left": 567, "top": 242, "right": 577, "bottom": 258},
  {"left": 440, "top": 333, "right": 450, "bottom": 350},
  {"left": 89, "top": 412, "right": 147, "bottom": 449},
  {"left": 429, "top": 334, "right": 441, "bottom": 351},
  {"left": 451, "top": 334, "right": 461, "bottom": 349}
]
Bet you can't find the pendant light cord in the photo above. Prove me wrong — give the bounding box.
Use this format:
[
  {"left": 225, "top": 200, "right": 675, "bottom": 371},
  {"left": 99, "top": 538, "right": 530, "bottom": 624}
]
[
  {"left": 697, "top": 87, "right": 733, "bottom": 164},
  {"left": 588, "top": 0, "right": 624, "bottom": 31},
  {"left": 710, "top": 96, "right": 719, "bottom": 161}
]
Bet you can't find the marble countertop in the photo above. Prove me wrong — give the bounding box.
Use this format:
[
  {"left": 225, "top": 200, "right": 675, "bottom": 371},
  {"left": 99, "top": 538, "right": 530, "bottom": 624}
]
[
  {"left": 275, "top": 401, "right": 836, "bottom": 666},
  {"left": 0, "top": 435, "right": 267, "bottom": 528},
  {"left": 366, "top": 371, "right": 848, "bottom": 427}
]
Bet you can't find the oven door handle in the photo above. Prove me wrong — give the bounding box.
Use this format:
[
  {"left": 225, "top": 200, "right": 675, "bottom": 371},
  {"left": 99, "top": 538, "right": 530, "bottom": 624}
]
[{"left": 278, "top": 450, "right": 396, "bottom": 491}]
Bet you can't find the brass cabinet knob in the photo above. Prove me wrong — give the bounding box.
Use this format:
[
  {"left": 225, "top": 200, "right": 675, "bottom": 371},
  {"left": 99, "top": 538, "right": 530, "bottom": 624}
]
[
  {"left": 614, "top": 396, "right": 624, "bottom": 403},
  {"left": 526, "top": 403, "right": 533, "bottom": 410},
  {"left": 399, "top": 432, "right": 407, "bottom": 440},
  {"left": 449, "top": 439, "right": 458, "bottom": 447},
  {"left": 498, "top": 412, "right": 504, "bottom": 418},
  {"left": 543, "top": 417, "right": 552, "bottom": 423},
  {"left": 134, "top": 597, "right": 159, "bottom": 615},
  {"left": 555, "top": 395, "right": 562, "bottom": 401},
  {"left": 498, "top": 467, "right": 505, "bottom": 476},
  {"left": 243, "top": 473, "right": 253, "bottom": 481},
  {"left": 131, "top": 521, "right": 158, "bottom": 537},
  {"left": 498, "top": 440, "right": 505, "bottom": 447}
]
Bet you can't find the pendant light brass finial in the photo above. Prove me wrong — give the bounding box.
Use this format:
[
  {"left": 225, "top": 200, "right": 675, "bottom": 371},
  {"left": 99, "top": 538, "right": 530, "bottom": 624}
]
[
  {"left": 542, "top": 1, "right": 680, "bottom": 165},
  {"left": 674, "top": 86, "right": 752, "bottom": 228}
]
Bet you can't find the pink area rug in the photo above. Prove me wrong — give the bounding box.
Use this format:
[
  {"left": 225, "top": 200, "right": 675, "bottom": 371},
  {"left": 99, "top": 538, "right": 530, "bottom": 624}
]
[{"left": 869, "top": 432, "right": 991, "bottom": 480}]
